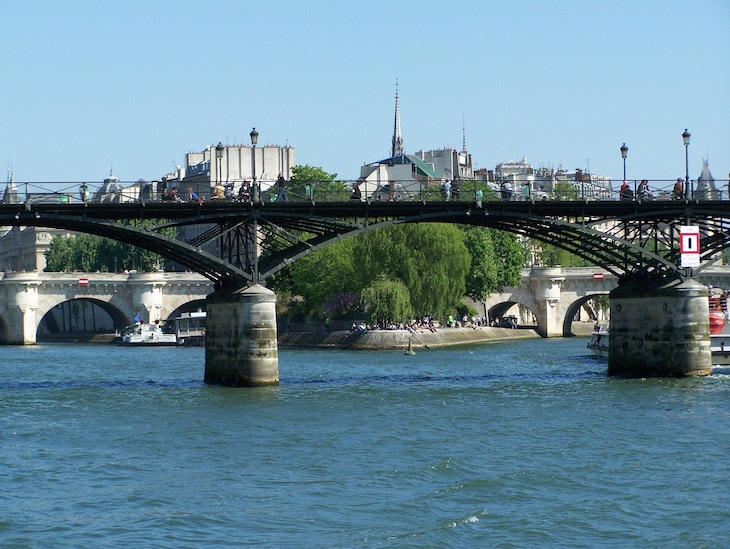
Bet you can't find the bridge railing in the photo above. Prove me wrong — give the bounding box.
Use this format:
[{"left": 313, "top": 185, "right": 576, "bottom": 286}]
[{"left": 2, "top": 178, "right": 727, "bottom": 206}]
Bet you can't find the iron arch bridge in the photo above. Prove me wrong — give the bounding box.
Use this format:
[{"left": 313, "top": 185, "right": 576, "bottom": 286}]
[{"left": 2, "top": 199, "right": 728, "bottom": 287}]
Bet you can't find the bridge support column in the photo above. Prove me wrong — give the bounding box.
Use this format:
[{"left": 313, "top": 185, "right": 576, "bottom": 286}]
[
  {"left": 529, "top": 267, "right": 565, "bottom": 337},
  {"left": 2, "top": 274, "right": 41, "bottom": 344},
  {"left": 204, "top": 283, "right": 279, "bottom": 387},
  {"left": 609, "top": 276, "right": 711, "bottom": 377}
]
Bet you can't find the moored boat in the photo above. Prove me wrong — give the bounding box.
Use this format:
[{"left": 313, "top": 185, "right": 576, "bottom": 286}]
[
  {"left": 120, "top": 322, "right": 177, "bottom": 346},
  {"left": 587, "top": 322, "right": 609, "bottom": 358},
  {"left": 175, "top": 310, "right": 206, "bottom": 346}
]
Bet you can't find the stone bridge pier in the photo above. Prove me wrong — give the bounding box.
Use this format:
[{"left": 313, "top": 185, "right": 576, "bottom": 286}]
[
  {"left": 1, "top": 273, "right": 41, "bottom": 344},
  {"left": 528, "top": 267, "right": 566, "bottom": 337},
  {"left": 609, "top": 276, "right": 712, "bottom": 377},
  {"left": 204, "top": 284, "right": 279, "bottom": 387}
]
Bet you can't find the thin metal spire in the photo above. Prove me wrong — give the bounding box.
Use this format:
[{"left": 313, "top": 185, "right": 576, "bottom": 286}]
[
  {"left": 391, "top": 80, "right": 404, "bottom": 157},
  {"left": 462, "top": 115, "right": 467, "bottom": 152}
]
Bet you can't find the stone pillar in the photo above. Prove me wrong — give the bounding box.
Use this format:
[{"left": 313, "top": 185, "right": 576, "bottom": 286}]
[
  {"left": 130, "top": 273, "right": 166, "bottom": 323},
  {"left": 609, "top": 276, "right": 711, "bottom": 377},
  {"left": 529, "top": 267, "right": 565, "bottom": 337},
  {"left": 5, "top": 273, "right": 41, "bottom": 345},
  {"left": 204, "top": 283, "right": 279, "bottom": 387}
]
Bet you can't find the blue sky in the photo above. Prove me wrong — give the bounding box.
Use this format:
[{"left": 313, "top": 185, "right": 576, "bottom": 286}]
[{"left": 1, "top": 0, "right": 728, "bottom": 185}]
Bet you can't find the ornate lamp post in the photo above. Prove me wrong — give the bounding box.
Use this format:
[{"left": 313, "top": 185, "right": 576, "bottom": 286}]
[
  {"left": 682, "top": 129, "right": 691, "bottom": 200},
  {"left": 215, "top": 142, "right": 224, "bottom": 197},
  {"left": 620, "top": 143, "right": 628, "bottom": 181},
  {"left": 250, "top": 127, "right": 259, "bottom": 203}
]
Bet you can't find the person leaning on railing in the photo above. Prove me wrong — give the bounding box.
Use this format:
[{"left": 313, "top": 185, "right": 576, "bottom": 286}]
[
  {"left": 619, "top": 181, "right": 633, "bottom": 201},
  {"left": 636, "top": 179, "right": 652, "bottom": 201},
  {"left": 672, "top": 178, "right": 683, "bottom": 200}
]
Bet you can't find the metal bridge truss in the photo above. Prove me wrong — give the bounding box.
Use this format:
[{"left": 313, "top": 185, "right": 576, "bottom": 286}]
[{"left": 2, "top": 201, "right": 728, "bottom": 287}]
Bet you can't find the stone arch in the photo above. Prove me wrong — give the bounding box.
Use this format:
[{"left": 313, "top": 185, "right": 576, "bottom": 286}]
[
  {"left": 561, "top": 292, "right": 611, "bottom": 337},
  {"left": 35, "top": 295, "right": 131, "bottom": 338},
  {"left": 486, "top": 298, "right": 540, "bottom": 328},
  {"left": 165, "top": 298, "right": 207, "bottom": 323}
]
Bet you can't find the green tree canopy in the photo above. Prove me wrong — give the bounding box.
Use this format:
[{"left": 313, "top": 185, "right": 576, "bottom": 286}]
[
  {"left": 45, "top": 221, "right": 176, "bottom": 273},
  {"left": 288, "top": 164, "right": 349, "bottom": 201},
  {"left": 274, "top": 238, "right": 358, "bottom": 318},
  {"left": 490, "top": 230, "right": 526, "bottom": 290},
  {"left": 355, "top": 223, "right": 471, "bottom": 319},
  {"left": 461, "top": 226, "right": 499, "bottom": 301},
  {"left": 361, "top": 277, "right": 413, "bottom": 325}
]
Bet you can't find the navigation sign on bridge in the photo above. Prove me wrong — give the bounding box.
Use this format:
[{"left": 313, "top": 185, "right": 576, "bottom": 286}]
[{"left": 680, "top": 226, "right": 700, "bottom": 268}]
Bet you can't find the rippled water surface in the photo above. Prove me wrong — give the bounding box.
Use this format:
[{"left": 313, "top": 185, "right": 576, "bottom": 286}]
[{"left": 1, "top": 338, "right": 729, "bottom": 547}]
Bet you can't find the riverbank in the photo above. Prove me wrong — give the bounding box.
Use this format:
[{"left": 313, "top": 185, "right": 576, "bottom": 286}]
[
  {"left": 38, "top": 322, "right": 596, "bottom": 348},
  {"left": 279, "top": 325, "right": 544, "bottom": 350}
]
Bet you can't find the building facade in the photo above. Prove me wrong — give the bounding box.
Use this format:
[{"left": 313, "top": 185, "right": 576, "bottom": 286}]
[{"left": 177, "top": 142, "right": 295, "bottom": 199}]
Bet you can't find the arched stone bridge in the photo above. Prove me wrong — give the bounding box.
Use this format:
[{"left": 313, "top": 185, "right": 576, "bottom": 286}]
[
  {"left": 482, "top": 265, "right": 730, "bottom": 338},
  {"left": 0, "top": 271, "right": 212, "bottom": 344},
  {"left": 1, "top": 197, "right": 728, "bottom": 381},
  {"left": 4, "top": 266, "right": 729, "bottom": 346}
]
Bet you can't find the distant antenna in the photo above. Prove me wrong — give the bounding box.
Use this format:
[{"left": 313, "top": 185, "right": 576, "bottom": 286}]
[
  {"left": 462, "top": 115, "right": 467, "bottom": 152},
  {"left": 586, "top": 159, "right": 590, "bottom": 173}
]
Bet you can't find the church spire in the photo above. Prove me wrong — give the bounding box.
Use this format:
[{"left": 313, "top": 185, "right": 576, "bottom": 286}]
[{"left": 391, "top": 80, "right": 404, "bottom": 157}]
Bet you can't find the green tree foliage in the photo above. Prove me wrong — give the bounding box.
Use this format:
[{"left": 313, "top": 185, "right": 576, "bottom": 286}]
[
  {"left": 45, "top": 221, "right": 176, "bottom": 273},
  {"left": 461, "top": 226, "right": 499, "bottom": 301},
  {"left": 360, "top": 277, "right": 413, "bottom": 325},
  {"left": 552, "top": 181, "right": 579, "bottom": 200},
  {"left": 419, "top": 179, "right": 497, "bottom": 203},
  {"left": 288, "top": 164, "right": 349, "bottom": 201},
  {"left": 275, "top": 238, "right": 358, "bottom": 318},
  {"left": 355, "top": 223, "right": 470, "bottom": 319},
  {"left": 490, "top": 230, "right": 525, "bottom": 290},
  {"left": 533, "top": 243, "right": 593, "bottom": 268}
]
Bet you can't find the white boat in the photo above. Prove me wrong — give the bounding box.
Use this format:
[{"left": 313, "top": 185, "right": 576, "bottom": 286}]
[
  {"left": 175, "top": 310, "right": 206, "bottom": 346},
  {"left": 587, "top": 322, "right": 609, "bottom": 358},
  {"left": 120, "top": 322, "right": 177, "bottom": 346}
]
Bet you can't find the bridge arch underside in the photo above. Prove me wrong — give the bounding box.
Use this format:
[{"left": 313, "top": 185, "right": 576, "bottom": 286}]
[
  {"left": 562, "top": 295, "right": 607, "bottom": 337},
  {"left": 165, "top": 299, "right": 206, "bottom": 323},
  {"left": 37, "top": 298, "right": 129, "bottom": 340},
  {"left": 488, "top": 301, "right": 523, "bottom": 323}
]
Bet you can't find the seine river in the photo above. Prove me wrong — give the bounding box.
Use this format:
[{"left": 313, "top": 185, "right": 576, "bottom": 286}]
[{"left": 1, "top": 337, "right": 729, "bottom": 548}]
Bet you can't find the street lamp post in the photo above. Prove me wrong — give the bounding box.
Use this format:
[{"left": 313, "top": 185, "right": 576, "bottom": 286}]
[
  {"left": 620, "top": 142, "right": 628, "bottom": 182},
  {"left": 682, "top": 129, "right": 691, "bottom": 200},
  {"left": 215, "top": 142, "right": 224, "bottom": 198},
  {"left": 250, "top": 127, "right": 259, "bottom": 203}
]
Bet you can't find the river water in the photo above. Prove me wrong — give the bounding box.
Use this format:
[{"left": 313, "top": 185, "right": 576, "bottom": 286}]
[{"left": 1, "top": 337, "right": 729, "bottom": 548}]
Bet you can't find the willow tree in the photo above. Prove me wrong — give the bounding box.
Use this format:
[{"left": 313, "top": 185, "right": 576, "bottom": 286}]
[
  {"left": 360, "top": 277, "right": 413, "bottom": 325},
  {"left": 355, "top": 223, "right": 470, "bottom": 319}
]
